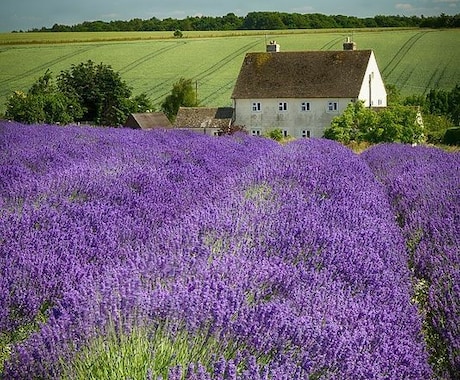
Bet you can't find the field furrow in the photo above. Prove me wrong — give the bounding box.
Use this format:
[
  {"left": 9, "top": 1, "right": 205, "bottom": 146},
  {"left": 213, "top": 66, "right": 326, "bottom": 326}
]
[
  {"left": 118, "top": 42, "right": 186, "bottom": 75},
  {"left": 320, "top": 35, "right": 344, "bottom": 50},
  {"left": 0, "top": 29, "right": 458, "bottom": 114},
  {"left": 381, "top": 31, "right": 427, "bottom": 78},
  {"left": 0, "top": 45, "right": 95, "bottom": 89}
]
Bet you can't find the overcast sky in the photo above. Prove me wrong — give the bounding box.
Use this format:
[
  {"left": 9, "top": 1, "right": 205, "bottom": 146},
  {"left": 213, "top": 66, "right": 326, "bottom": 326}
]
[{"left": 1, "top": 0, "right": 458, "bottom": 32}]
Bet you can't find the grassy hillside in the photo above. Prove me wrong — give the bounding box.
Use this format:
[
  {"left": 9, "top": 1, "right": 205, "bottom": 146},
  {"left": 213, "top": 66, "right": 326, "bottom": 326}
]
[{"left": 0, "top": 28, "right": 459, "bottom": 115}]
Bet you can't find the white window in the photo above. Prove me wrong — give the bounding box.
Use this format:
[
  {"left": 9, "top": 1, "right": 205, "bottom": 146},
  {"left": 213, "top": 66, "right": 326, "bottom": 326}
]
[
  {"left": 278, "top": 102, "right": 288, "bottom": 111},
  {"left": 251, "top": 129, "right": 261, "bottom": 136},
  {"left": 328, "top": 102, "right": 338, "bottom": 112},
  {"left": 252, "top": 102, "right": 261, "bottom": 112},
  {"left": 283, "top": 130, "right": 289, "bottom": 138},
  {"left": 301, "top": 102, "right": 311, "bottom": 111},
  {"left": 378, "top": 99, "right": 383, "bottom": 105},
  {"left": 302, "top": 130, "right": 311, "bottom": 138}
]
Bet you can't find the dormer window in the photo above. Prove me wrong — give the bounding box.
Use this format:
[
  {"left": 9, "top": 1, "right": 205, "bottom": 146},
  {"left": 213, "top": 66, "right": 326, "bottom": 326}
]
[{"left": 278, "top": 102, "right": 288, "bottom": 111}]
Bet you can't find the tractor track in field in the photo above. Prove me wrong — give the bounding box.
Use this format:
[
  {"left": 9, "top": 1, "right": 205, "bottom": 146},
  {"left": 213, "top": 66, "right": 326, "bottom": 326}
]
[
  {"left": 382, "top": 31, "right": 428, "bottom": 79},
  {"left": 0, "top": 46, "right": 96, "bottom": 96},
  {"left": 394, "top": 66, "right": 416, "bottom": 92},
  {"left": 320, "top": 36, "right": 344, "bottom": 51},
  {"left": 148, "top": 39, "right": 261, "bottom": 105},
  {"left": 193, "top": 39, "right": 261, "bottom": 83},
  {"left": 118, "top": 41, "right": 187, "bottom": 75},
  {"left": 198, "top": 79, "right": 236, "bottom": 105},
  {"left": 424, "top": 62, "right": 449, "bottom": 94}
]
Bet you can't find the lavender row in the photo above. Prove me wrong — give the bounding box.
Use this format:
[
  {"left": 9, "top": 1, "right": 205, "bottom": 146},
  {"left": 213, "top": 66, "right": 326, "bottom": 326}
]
[
  {"left": 362, "top": 143, "right": 460, "bottom": 379},
  {"left": 1, "top": 122, "right": 431, "bottom": 378}
]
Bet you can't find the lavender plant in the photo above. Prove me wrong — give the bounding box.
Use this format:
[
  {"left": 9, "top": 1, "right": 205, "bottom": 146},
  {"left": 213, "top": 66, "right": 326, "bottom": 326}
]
[
  {"left": 0, "top": 122, "right": 436, "bottom": 379},
  {"left": 363, "top": 143, "right": 460, "bottom": 379}
]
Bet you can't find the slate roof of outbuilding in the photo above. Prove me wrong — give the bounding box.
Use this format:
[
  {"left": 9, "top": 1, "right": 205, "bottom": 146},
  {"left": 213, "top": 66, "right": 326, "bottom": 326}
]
[
  {"left": 174, "top": 107, "right": 233, "bottom": 129},
  {"left": 124, "top": 112, "right": 172, "bottom": 130},
  {"left": 231, "top": 50, "right": 373, "bottom": 99}
]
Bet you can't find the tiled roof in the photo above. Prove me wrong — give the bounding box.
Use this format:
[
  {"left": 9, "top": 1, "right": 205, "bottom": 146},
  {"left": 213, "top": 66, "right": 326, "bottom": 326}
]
[
  {"left": 232, "top": 50, "right": 373, "bottom": 99},
  {"left": 174, "top": 107, "right": 233, "bottom": 129},
  {"left": 124, "top": 112, "right": 172, "bottom": 130}
]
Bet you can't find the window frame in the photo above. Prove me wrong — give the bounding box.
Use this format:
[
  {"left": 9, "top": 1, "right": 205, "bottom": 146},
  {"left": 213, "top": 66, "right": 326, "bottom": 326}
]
[
  {"left": 252, "top": 102, "right": 261, "bottom": 112},
  {"left": 327, "top": 101, "right": 339, "bottom": 112},
  {"left": 301, "top": 101, "right": 311, "bottom": 112},
  {"left": 278, "top": 102, "right": 288, "bottom": 112}
]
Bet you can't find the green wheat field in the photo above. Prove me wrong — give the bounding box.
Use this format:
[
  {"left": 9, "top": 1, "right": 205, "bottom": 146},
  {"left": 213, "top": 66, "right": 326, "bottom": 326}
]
[{"left": 0, "top": 28, "right": 459, "bottom": 114}]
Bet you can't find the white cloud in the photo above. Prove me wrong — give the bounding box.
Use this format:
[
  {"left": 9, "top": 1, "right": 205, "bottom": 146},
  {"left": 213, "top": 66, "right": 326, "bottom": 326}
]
[{"left": 396, "top": 3, "right": 415, "bottom": 11}]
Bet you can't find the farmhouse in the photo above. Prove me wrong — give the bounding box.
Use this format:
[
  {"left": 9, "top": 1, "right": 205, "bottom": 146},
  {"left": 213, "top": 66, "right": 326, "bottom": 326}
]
[
  {"left": 231, "top": 40, "right": 387, "bottom": 138},
  {"left": 124, "top": 112, "right": 172, "bottom": 130},
  {"left": 174, "top": 107, "right": 233, "bottom": 136}
]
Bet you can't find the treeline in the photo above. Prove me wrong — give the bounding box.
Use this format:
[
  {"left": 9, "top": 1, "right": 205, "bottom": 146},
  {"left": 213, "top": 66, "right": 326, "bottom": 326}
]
[{"left": 23, "top": 12, "right": 460, "bottom": 33}]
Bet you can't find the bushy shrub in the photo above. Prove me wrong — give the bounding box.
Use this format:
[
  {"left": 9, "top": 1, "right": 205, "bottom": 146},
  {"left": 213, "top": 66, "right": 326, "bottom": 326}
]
[{"left": 443, "top": 127, "right": 460, "bottom": 145}]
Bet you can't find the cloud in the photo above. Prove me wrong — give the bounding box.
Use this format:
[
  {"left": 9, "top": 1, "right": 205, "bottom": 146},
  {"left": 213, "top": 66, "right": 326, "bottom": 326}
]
[{"left": 396, "top": 3, "right": 416, "bottom": 11}]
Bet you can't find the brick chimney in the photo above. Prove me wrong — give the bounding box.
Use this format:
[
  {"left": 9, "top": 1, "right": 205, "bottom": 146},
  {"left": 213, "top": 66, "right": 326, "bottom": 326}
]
[
  {"left": 266, "top": 40, "right": 280, "bottom": 52},
  {"left": 343, "top": 37, "right": 357, "bottom": 51}
]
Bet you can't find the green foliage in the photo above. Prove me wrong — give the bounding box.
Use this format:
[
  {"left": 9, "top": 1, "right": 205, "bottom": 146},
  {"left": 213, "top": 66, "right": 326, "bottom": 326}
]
[
  {"left": 385, "top": 84, "right": 402, "bottom": 106},
  {"left": 325, "top": 101, "right": 423, "bottom": 144},
  {"left": 443, "top": 127, "right": 460, "bottom": 145},
  {"left": 30, "top": 13, "right": 460, "bottom": 33},
  {"left": 60, "top": 321, "right": 242, "bottom": 380},
  {"left": 173, "top": 29, "right": 183, "bottom": 38},
  {"left": 5, "top": 71, "right": 83, "bottom": 124},
  {"left": 127, "top": 92, "right": 154, "bottom": 114},
  {"left": 4, "top": 62, "right": 152, "bottom": 126},
  {"left": 426, "top": 84, "right": 460, "bottom": 125},
  {"left": 422, "top": 114, "right": 454, "bottom": 144},
  {"left": 265, "top": 128, "right": 283, "bottom": 141},
  {"left": 324, "top": 101, "right": 377, "bottom": 144},
  {"left": 57, "top": 60, "right": 134, "bottom": 126},
  {"left": 161, "top": 78, "right": 198, "bottom": 122},
  {"left": 371, "top": 105, "right": 424, "bottom": 144},
  {"left": 447, "top": 84, "right": 460, "bottom": 126},
  {"left": 1, "top": 302, "right": 51, "bottom": 375}
]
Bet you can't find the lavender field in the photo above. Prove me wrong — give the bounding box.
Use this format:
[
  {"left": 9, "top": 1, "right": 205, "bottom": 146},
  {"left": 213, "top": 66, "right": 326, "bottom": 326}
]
[{"left": 0, "top": 121, "right": 458, "bottom": 379}]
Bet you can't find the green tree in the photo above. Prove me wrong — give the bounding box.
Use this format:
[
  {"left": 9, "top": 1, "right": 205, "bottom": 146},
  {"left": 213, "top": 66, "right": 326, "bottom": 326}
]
[
  {"left": 5, "top": 71, "right": 82, "bottom": 124},
  {"left": 324, "top": 101, "right": 423, "bottom": 144},
  {"left": 161, "top": 78, "right": 198, "bottom": 122},
  {"left": 427, "top": 88, "right": 449, "bottom": 116},
  {"left": 173, "top": 29, "right": 183, "bottom": 38},
  {"left": 448, "top": 84, "right": 460, "bottom": 125},
  {"left": 57, "top": 60, "right": 134, "bottom": 126},
  {"left": 386, "top": 84, "right": 402, "bottom": 106},
  {"left": 324, "top": 101, "right": 377, "bottom": 144}
]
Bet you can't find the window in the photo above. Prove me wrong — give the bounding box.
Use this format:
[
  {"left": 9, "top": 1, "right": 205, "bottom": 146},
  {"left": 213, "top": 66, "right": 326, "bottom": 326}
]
[
  {"left": 328, "top": 101, "right": 338, "bottom": 112},
  {"left": 301, "top": 102, "right": 311, "bottom": 111},
  {"left": 252, "top": 102, "right": 261, "bottom": 112},
  {"left": 283, "top": 130, "right": 289, "bottom": 138},
  {"left": 302, "top": 130, "right": 311, "bottom": 138},
  {"left": 378, "top": 99, "right": 383, "bottom": 105},
  {"left": 251, "top": 129, "right": 261, "bottom": 136},
  {"left": 278, "top": 102, "right": 288, "bottom": 111}
]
